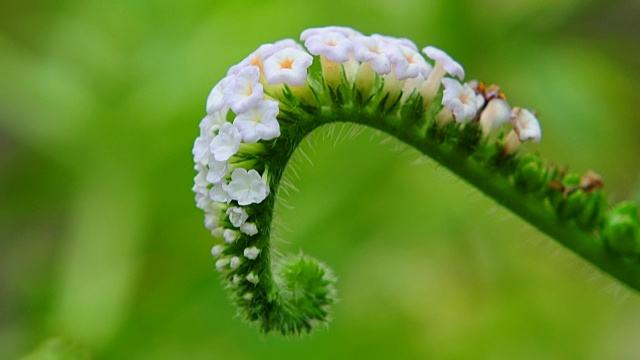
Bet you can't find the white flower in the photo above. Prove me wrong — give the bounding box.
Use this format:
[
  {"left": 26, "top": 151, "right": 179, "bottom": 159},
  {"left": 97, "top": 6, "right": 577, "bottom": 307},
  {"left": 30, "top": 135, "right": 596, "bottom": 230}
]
[
  {"left": 211, "top": 245, "right": 224, "bottom": 257},
  {"left": 223, "top": 229, "right": 240, "bottom": 244},
  {"left": 232, "top": 275, "right": 242, "bottom": 284},
  {"left": 193, "top": 164, "right": 209, "bottom": 189},
  {"left": 387, "top": 44, "right": 432, "bottom": 80},
  {"left": 204, "top": 212, "right": 220, "bottom": 230},
  {"left": 209, "top": 123, "right": 241, "bottom": 162},
  {"left": 226, "top": 206, "right": 248, "bottom": 227},
  {"left": 209, "top": 183, "right": 231, "bottom": 203},
  {"left": 300, "top": 26, "right": 361, "bottom": 41},
  {"left": 240, "top": 222, "right": 258, "bottom": 236},
  {"left": 199, "top": 109, "right": 228, "bottom": 140},
  {"left": 223, "top": 66, "right": 264, "bottom": 114},
  {"left": 480, "top": 98, "right": 511, "bottom": 134},
  {"left": 246, "top": 272, "right": 259, "bottom": 284},
  {"left": 215, "top": 258, "right": 229, "bottom": 271},
  {"left": 441, "top": 78, "right": 479, "bottom": 122},
  {"left": 244, "top": 247, "right": 261, "bottom": 260},
  {"left": 233, "top": 99, "right": 280, "bottom": 143},
  {"left": 206, "top": 159, "right": 227, "bottom": 184},
  {"left": 228, "top": 39, "right": 303, "bottom": 75},
  {"left": 511, "top": 107, "right": 542, "bottom": 143},
  {"left": 242, "top": 292, "right": 254, "bottom": 300},
  {"left": 225, "top": 168, "right": 269, "bottom": 206},
  {"left": 371, "top": 33, "right": 418, "bottom": 51},
  {"left": 263, "top": 47, "right": 313, "bottom": 86},
  {"left": 353, "top": 36, "right": 391, "bottom": 75},
  {"left": 422, "top": 46, "right": 465, "bottom": 80},
  {"left": 304, "top": 31, "right": 353, "bottom": 63},
  {"left": 206, "top": 77, "right": 232, "bottom": 114},
  {"left": 192, "top": 137, "right": 210, "bottom": 164},
  {"left": 230, "top": 256, "right": 241, "bottom": 270}
]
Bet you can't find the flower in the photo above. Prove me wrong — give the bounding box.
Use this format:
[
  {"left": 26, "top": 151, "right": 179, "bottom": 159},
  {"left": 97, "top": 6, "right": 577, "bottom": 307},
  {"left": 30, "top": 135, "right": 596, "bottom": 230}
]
[
  {"left": 210, "top": 123, "right": 242, "bottom": 162},
  {"left": 263, "top": 47, "right": 314, "bottom": 86},
  {"left": 205, "top": 159, "right": 227, "bottom": 184},
  {"left": 215, "top": 258, "right": 229, "bottom": 271},
  {"left": 240, "top": 222, "right": 258, "bottom": 236},
  {"left": 209, "top": 183, "right": 231, "bottom": 203},
  {"left": 229, "top": 39, "right": 303, "bottom": 75},
  {"left": 230, "top": 256, "right": 241, "bottom": 270},
  {"left": 233, "top": 99, "right": 280, "bottom": 143},
  {"left": 479, "top": 98, "right": 511, "bottom": 135},
  {"left": 511, "top": 107, "right": 541, "bottom": 143},
  {"left": 199, "top": 109, "right": 228, "bottom": 139},
  {"left": 422, "top": 46, "right": 465, "bottom": 80},
  {"left": 223, "top": 66, "right": 264, "bottom": 114},
  {"left": 371, "top": 33, "right": 418, "bottom": 51},
  {"left": 224, "top": 168, "right": 269, "bottom": 206},
  {"left": 246, "top": 272, "right": 259, "bottom": 284},
  {"left": 353, "top": 36, "right": 391, "bottom": 75},
  {"left": 206, "top": 77, "right": 232, "bottom": 114},
  {"left": 387, "top": 44, "right": 432, "bottom": 80},
  {"left": 304, "top": 31, "right": 353, "bottom": 63},
  {"left": 441, "top": 78, "right": 480, "bottom": 122},
  {"left": 226, "top": 206, "right": 248, "bottom": 227},
  {"left": 211, "top": 245, "right": 224, "bottom": 257},
  {"left": 223, "top": 229, "right": 240, "bottom": 244},
  {"left": 244, "top": 247, "right": 261, "bottom": 260},
  {"left": 192, "top": 137, "right": 210, "bottom": 165},
  {"left": 300, "top": 26, "right": 361, "bottom": 41}
]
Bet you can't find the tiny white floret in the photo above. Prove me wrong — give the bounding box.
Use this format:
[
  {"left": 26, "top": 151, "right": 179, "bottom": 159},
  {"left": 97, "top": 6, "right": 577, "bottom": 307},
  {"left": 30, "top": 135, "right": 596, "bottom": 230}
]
[
  {"left": 240, "top": 222, "right": 258, "bottom": 236},
  {"left": 304, "top": 31, "right": 353, "bottom": 63},
  {"left": 353, "top": 36, "right": 391, "bottom": 75},
  {"left": 215, "top": 258, "right": 229, "bottom": 271},
  {"left": 223, "top": 66, "right": 264, "bottom": 114},
  {"left": 480, "top": 98, "right": 512, "bottom": 134},
  {"left": 441, "top": 78, "right": 479, "bottom": 122},
  {"left": 511, "top": 107, "right": 542, "bottom": 143},
  {"left": 210, "top": 123, "right": 242, "bottom": 162},
  {"left": 209, "top": 183, "right": 231, "bottom": 203},
  {"left": 211, "top": 245, "right": 224, "bottom": 257},
  {"left": 223, "top": 229, "right": 240, "bottom": 244},
  {"left": 230, "top": 256, "right": 241, "bottom": 270},
  {"left": 233, "top": 99, "right": 280, "bottom": 143},
  {"left": 300, "top": 26, "right": 361, "bottom": 41},
  {"left": 263, "top": 48, "right": 313, "bottom": 86},
  {"left": 226, "top": 206, "right": 248, "bottom": 227},
  {"left": 206, "top": 77, "right": 232, "bottom": 114},
  {"left": 387, "top": 45, "right": 432, "bottom": 80},
  {"left": 205, "top": 160, "right": 228, "bottom": 184},
  {"left": 246, "top": 272, "right": 259, "bottom": 284},
  {"left": 422, "top": 46, "right": 465, "bottom": 80},
  {"left": 244, "top": 247, "right": 261, "bottom": 260},
  {"left": 225, "top": 168, "right": 270, "bottom": 206}
]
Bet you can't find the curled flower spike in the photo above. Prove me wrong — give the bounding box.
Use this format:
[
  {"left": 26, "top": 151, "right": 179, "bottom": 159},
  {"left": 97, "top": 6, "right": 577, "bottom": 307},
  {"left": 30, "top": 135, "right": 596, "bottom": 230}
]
[{"left": 193, "top": 26, "right": 640, "bottom": 336}]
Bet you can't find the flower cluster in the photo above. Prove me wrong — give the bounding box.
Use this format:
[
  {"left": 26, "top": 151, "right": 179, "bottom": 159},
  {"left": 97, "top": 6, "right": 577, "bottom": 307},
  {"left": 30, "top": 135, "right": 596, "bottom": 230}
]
[
  {"left": 193, "top": 38, "right": 316, "bottom": 285},
  {"left": 193, "top": 25, "right": 548, "bottom": 334}
]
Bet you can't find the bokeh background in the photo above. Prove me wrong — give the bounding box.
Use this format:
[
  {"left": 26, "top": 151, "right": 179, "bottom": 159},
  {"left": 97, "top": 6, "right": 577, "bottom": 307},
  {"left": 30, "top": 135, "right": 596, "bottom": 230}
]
[{"left": 2, "top": 0, "right": 640, "bottom": 358}]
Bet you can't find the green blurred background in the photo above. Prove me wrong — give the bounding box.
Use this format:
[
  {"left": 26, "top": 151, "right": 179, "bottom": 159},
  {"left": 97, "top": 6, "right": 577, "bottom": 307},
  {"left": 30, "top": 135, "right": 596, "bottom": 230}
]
[{"left": 2, "top": 0, "right": 640, "bottom": 358}]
